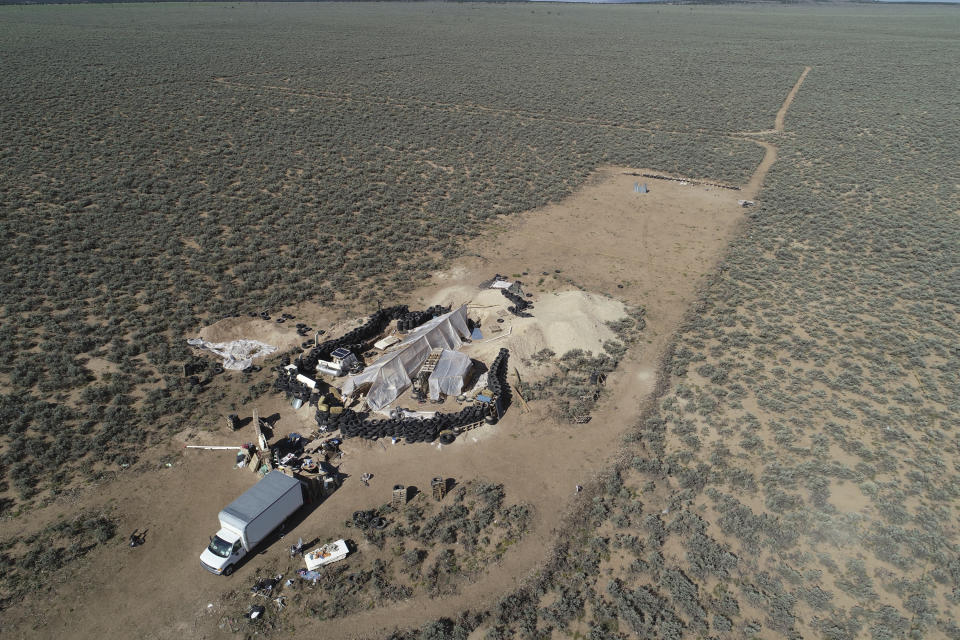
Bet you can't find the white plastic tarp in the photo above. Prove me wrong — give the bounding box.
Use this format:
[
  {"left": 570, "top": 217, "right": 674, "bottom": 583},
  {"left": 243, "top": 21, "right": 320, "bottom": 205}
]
[
  {"left": 340, "top": 306, "right": 471, "bottom": 411},
  {"left": 187, "top": 338, "right": 277, "bottom": 370},
  {"left": 402, "top": 305, "right": 470, "bottom": 351},
  {"left": 428, "top": 349, "right": 471, "bottom": 401}
]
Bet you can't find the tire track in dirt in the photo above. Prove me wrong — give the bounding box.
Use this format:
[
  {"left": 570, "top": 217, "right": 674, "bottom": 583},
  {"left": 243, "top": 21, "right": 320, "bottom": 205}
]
[
  {"left": 215, "top": 65, "right": 810, "bottom": 199},
  {"left": 214, "top": 76, "right": 744, "bottom": 140},
  {"left": 739, "top": 66, "right": 811, "bottom": 197}
]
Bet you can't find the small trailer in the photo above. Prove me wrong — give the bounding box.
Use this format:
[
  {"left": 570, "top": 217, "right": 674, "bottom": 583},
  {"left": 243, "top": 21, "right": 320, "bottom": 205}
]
[{"left": 304, "top": 539, "right": 349, "bottom": 570}]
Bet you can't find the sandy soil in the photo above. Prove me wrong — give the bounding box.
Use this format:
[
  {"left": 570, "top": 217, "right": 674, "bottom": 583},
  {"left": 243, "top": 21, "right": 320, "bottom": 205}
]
[
  {"left": 197, "top": 316, "right": 307, "bottom": 354},
  {"left": 427, "top": 287, "right": 627, "bottom": 366},
  {"left": 1, "top": 167, "right": 745, "bottom": 640}
]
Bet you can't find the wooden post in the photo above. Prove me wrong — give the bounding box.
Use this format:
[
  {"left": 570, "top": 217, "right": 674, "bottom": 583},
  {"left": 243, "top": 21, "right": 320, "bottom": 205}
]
[
  {"left": 392, "top": 484, "right": 407, "bottom": 510},
  {"left": 431, "top": 477, "right": 446, "bottom": 501},
  {"left": 511, "top": 383, "right": 530, "bottom": 413},
  {"left": 252, "top": 407, "right": 265, "bottom": 450}
]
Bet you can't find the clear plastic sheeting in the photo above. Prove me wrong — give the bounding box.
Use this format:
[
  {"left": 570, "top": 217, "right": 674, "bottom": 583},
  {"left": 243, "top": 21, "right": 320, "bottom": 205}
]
[
  {"left": 428, "top": 350, "right": 471, "bottom": 401},
  {"left": 187, "top": 338, "right": 277, "bottom": 370},
  {"left": 341, "top": 306, "right": 471, "bottom": 411},
  {"left": 342, "top": 338, "right": 433, "bottom": 410},
  {"left": 467, "top": 372, "right": 489, "bottom": 396}
]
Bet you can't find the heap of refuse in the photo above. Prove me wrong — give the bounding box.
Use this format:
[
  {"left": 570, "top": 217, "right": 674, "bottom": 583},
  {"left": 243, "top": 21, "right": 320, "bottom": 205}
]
[
  {"left": 187, "top": 338, "right": 277, "bottom": 370},
  {"left": 294, "top": 305, "right": 450, "bottom": 375},
  {"left": 501, "top": 288, "right": 532, "bottom": 316}
]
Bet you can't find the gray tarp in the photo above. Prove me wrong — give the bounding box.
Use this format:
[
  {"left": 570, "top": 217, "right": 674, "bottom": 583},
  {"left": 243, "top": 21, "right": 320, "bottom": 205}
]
[
  {"left": 341, "top": 305, "right": 471, "bottom": 411},
  {"left": 428, "top": 349, "right": 471, "bottom": 401}
]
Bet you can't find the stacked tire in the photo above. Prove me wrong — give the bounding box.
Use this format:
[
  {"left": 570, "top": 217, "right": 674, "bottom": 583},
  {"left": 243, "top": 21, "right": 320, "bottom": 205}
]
[
  {"left": 296, "top": 305, "right": 407, "bottom": 374},
  {"left": 274, "top": 369, "right": 313, "bottom": 401},
  {"left": 501, "top": 289, "right": 532, "bottom": 315},
  {"left": 486, "top": 348, "right": 511, "bottom": 419},
  {"left": 314, "top": 350, "right": 510, "bottom": 444},
  {"left": 396, "top": 305, "right": 450, "bottom": 332}
]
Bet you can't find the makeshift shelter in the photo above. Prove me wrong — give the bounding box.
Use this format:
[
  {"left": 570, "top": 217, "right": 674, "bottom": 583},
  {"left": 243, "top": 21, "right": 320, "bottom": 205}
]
[
  {"left": 340, "top": 306, "right": 471, "bottom": 411},
  {"left": 428, "top": 349, "right": 472, "bottom": 401}
]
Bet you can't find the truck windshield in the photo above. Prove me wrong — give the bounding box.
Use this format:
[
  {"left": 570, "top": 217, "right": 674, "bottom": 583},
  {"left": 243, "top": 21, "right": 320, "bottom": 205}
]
[{"left": 208, "top": 535, "right": 233, "bottom": 558}]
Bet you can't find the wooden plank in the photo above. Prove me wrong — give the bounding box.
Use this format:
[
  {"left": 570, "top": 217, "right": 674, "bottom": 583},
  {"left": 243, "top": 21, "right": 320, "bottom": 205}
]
[
  {"left": 252, "top": 407, "right": 265, "bottom": 452},
  {"left": 511, "top": 383, "right": 529, "bottom": 413},
  {"left": 185, "top": 445, "right": 244, "bottom": 451}
]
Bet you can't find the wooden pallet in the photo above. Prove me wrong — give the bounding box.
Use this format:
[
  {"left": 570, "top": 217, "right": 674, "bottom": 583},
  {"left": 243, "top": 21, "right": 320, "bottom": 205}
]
[{"left": 456, "top": 419, "right": 486, "bottom": 433}]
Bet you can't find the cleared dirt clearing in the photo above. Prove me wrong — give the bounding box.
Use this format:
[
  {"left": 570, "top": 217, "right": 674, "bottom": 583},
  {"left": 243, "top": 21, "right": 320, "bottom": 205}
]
[{"left": 1, "top": 165, "right": 747, "bottom": 640}]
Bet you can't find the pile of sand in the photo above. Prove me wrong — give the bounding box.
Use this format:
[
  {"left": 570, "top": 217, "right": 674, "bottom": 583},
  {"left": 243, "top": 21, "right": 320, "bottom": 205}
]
[
  {"left": 522, "top": 291, "right": 627, "bottom": 357},
  {"left": 429, "top": 286, "right": 628, "bottom": 368}
]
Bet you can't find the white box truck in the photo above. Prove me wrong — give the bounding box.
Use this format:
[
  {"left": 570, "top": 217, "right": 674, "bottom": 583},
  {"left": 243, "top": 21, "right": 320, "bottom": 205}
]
[{"left": 201, "top": 471, "right": 304, "bottom": 576}]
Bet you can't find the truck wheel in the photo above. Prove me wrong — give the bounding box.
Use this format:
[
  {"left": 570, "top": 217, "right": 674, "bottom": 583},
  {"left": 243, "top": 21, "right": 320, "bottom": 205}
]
[{"left": 222, "top": 565, "right": 234, "bottom": 576}]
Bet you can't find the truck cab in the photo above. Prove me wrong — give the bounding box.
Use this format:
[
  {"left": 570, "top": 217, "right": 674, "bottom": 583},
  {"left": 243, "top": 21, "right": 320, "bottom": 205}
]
[{"left": 201, "top": 528, "right": 245, "bottom": 575}]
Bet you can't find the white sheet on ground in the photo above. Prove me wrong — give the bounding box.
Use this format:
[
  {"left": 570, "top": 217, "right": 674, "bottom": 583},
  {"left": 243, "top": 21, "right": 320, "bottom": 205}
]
[
  {"left": 428, "top": 349, "right": 471, "bottom": 401},
  {"left": 341, "top": 306, "right": 471, "bottom": 411},
  {"left": 187, "top": 338, "right": 277, "bottom": 370}
]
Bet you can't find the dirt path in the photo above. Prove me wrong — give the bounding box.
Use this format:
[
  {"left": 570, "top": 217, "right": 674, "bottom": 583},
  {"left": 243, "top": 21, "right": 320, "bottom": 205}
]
[
  {"left": 217, "top": 65, "right": 810, "bottom": 201},
  {"left": 742, "top": 140, "right": 777, "bottom": 199},
  {"left": 215, "top": 76, "right": 751, "bottom": 141},
  {"left": 740, "top": 66, "right": 811, "bottom": 197},
  {"left": 775, "top": 66, "right": 811, "bottom": 133}
]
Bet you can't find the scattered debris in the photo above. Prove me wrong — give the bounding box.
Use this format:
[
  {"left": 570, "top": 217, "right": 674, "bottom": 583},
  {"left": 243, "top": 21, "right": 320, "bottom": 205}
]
[
  {"left": 129, "top": 529, "right": 146, "bottom": 548},
  {"left": 297, "top": 569, "right": 321, "bottom": 583},
  {"left": 432, "top": 476, "right": 447, "bottom": 500},
  {"left": 186, "top": 338, "right": 277, "bottom": 370}
]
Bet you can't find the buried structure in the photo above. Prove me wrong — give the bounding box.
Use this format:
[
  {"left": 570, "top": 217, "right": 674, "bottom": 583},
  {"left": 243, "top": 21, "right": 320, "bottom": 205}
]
[
  {"left": 273, "top": 301, "right": 513, "bottom": 447},
  {"left": 340, "top": 305, "right": 472, "bottom": 411}
]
